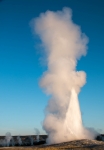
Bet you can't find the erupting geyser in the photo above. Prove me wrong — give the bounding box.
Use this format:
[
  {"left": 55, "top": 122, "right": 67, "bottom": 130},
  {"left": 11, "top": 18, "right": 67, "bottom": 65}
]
[{"left": 32, "top": 7, "right": 96, "bottom": 144}]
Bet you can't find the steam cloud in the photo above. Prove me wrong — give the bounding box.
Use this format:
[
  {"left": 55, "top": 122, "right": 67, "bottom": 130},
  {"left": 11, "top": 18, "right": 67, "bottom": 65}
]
[
  {"left": 32, "top": 7, "right": 96, "bottom": 144},
  {"left": 1, "top": 132, "right": 14, "bottom": 147},
  {"left": 34, "top": 128, "right": 40, "bottom": 142},
  {"left": 17, "top": 136, "right": 22, "bottom": 145}
]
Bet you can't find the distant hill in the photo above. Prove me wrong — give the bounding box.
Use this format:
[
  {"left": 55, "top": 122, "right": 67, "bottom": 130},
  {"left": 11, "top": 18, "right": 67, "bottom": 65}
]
[
  {"left": 0, "top": 139, "right": 104, "bottom": 150},
  {"left": 0, "top": 134, "right": 104, "bottom": 149}
]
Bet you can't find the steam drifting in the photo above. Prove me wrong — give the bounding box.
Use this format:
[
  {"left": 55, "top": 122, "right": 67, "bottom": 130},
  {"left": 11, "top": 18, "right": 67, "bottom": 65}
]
[
  {"left": 33, "top": 7, "right": 96, "bottom": 144},
  {"left": 34, "top": 128, "right": 40, "bottom": 142}
]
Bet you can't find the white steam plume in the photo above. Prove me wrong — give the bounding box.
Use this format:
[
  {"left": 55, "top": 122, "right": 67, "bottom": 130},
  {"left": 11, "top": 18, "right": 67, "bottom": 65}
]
[
  {"left": 34, "top": 128, "right": 40, "bottom": 142},
  {"left": 17, "top": 136, "right": 22, "bottom": 146},
  {"left": 32, "top": 7, "right": 96, "bottom": 144},
  {"left": 4, "top": 132, "right": 12, "bottom": 147}
]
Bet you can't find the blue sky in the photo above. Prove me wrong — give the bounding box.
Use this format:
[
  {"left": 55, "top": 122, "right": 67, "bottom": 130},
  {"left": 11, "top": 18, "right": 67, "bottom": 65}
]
[{"left": 0, "top": 0, "right": 104, "bottom": 135}]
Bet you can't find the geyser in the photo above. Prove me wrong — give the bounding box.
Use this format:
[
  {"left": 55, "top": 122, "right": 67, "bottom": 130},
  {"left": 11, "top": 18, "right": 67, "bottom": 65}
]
[{"left": 32, "top": 7, "right": 96, "bottom": 144}]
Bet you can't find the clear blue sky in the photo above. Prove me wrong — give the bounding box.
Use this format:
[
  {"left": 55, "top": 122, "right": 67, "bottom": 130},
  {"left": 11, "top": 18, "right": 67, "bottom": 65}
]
[{"left": 0, "top": 0, "right": 104, "bottom": 135}]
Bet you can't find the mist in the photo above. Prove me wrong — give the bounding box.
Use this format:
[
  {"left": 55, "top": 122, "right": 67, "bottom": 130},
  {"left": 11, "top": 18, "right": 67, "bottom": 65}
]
[
  {"left": 34, "top": 128, "right": 40, "bottom": 142},
  {"left": 32, "top": 7, "right": 97, "bottom": 144}
]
